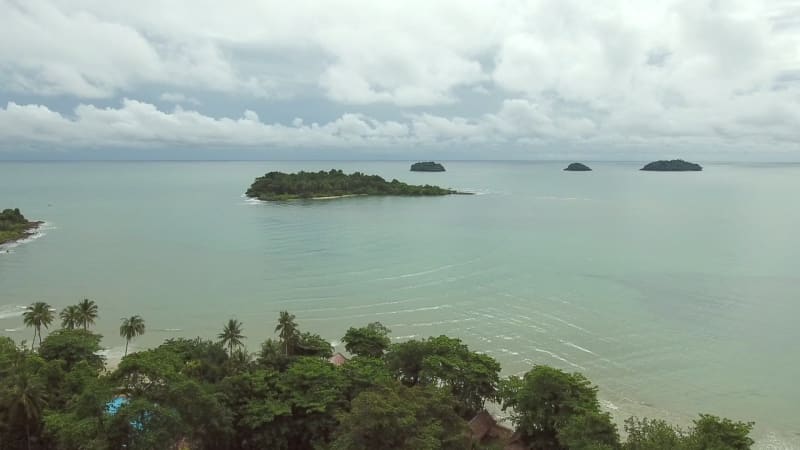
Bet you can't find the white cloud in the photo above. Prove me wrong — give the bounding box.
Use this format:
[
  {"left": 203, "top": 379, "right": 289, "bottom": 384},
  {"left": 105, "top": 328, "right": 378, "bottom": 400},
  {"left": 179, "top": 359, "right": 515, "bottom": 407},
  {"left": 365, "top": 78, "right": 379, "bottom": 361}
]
[
  {"left": 2, "top": 96, "right": 798, "bottom": 157},
  {"left": 1, "top": 0, "right": 800, "bottom": 157}
]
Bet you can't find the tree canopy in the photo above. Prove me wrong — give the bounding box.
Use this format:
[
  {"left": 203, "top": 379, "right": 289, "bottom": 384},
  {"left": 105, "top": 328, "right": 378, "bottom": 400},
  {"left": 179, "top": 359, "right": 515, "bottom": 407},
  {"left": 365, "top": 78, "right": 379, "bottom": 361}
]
[
  {"left": 0, "top": 304, "right": 758, "bottom": 450},
  {"left": 246, "top": 169, "right": 460, "bottom": 200}
]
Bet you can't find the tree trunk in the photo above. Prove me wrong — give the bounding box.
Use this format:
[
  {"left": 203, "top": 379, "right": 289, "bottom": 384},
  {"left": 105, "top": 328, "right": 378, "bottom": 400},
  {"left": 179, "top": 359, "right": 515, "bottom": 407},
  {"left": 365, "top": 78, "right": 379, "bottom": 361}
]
[
  {"left": 124, "top": 339, "right": 129, "bottom": 357},
  {"left": 31, "top": 329, "right": 37, "bottom": 350}
]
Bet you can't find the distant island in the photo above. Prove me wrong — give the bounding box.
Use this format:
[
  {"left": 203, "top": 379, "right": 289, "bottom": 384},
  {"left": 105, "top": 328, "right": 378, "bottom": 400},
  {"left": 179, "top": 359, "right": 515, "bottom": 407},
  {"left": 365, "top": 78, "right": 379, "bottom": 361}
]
[
  {"left": 0, "top": 208, "right": 42, "bottom": 246},
  {"left": 641, "top": 159, "right": 703, "bottom": 171},
  {"left": 246, "top": 169, "right": 466, "bottom": 201},
  {"left": 564, "top": 162, "right": 592, "bottom": 171},
  {"left": 410, "top": 161, "right": 445, "bottom": 172}
]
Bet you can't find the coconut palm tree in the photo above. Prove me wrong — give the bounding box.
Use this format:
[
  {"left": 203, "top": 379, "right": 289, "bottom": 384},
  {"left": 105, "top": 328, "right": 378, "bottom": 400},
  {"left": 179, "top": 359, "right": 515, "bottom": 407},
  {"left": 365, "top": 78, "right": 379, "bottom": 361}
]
[
  {"left": 22, "top": 302, "right": 54, "bottom": 350},
  {"left": 7, "top": 370, "right": 47, "bottom": 450},
  {"left": 59, "top": 305, "right": 81, "bottom": 330},
  {"left": 218, "top": 319, "right": 245, "bottom": 356},
  {"left": 275, "top": 310, "right": 298, "bottom": 356},
  {"left": 76, "top": 298, "right": 98, "bottom": 330},
  {"left": 119, "top": 315, "right": 145, "bottom": 357}
]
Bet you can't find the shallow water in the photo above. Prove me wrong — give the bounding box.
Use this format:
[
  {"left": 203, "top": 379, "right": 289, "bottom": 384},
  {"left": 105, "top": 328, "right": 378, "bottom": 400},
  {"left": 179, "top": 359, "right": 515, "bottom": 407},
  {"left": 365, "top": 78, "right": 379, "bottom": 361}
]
[{"left": 1, "top": 160, "right": 798, "bottom": 448}]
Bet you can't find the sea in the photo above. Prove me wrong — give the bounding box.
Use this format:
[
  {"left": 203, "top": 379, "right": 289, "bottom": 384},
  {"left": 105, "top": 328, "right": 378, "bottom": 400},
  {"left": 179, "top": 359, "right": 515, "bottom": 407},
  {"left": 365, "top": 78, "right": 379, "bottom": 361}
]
[{"left": 1, "top": 160, "right": 798, "bottom": 448}]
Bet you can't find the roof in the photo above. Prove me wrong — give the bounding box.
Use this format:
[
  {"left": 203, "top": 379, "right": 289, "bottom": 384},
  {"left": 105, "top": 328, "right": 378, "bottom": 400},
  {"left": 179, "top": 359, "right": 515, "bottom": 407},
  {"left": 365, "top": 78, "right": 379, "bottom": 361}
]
[
  {"left": 328, "top": 352, "right": 348, "bottom": 366},
  {"left": 469, "top": 410, "right": 496, "bottom": 441}
]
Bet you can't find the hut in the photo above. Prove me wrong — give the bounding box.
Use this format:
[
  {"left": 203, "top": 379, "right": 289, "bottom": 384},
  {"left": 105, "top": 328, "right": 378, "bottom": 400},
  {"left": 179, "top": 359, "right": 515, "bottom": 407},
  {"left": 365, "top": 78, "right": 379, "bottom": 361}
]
[{"left": 328, "top": 352, "right": 348, "bottom": 366}]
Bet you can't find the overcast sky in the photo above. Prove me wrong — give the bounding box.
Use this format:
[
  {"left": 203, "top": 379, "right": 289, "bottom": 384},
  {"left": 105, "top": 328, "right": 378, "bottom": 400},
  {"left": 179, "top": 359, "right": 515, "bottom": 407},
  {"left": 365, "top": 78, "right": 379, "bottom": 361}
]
[{"left": 1, "top": 0, "right": 799, "bottom": 160}]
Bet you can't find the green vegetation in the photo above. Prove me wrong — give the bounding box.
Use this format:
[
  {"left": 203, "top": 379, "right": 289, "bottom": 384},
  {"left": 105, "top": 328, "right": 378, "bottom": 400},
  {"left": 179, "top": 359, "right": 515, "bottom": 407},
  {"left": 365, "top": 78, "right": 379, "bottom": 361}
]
[
  {"left": 410, "top": 161, "right": 446, "bottom": 172},
  {"left": 641, "top": 159, "right": 703, "bottom": 171},
  {"left": 0, "top": 302, "right": 756, "bottom": 450},
  {"left": 0, "top": 208, "right": 42, "bottom": 246},
  {"left": 246, "top": 169, "right": 462, "bottom": 200}
]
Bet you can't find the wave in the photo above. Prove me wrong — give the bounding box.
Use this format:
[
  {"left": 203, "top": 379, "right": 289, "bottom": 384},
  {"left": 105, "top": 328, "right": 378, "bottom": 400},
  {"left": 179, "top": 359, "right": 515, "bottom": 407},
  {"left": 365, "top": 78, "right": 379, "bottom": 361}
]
[
  {"left": 0, "top": 305, "right": 28, "bottom": 320},
  {"left": 534, "top": 347, "right": 586, "bottom": 370},
  {"left": 561, "top": 340, "right": 597, "bottom": 355},
  {"left": 0, "top": 222, "right": 53, "bottom": 253}
]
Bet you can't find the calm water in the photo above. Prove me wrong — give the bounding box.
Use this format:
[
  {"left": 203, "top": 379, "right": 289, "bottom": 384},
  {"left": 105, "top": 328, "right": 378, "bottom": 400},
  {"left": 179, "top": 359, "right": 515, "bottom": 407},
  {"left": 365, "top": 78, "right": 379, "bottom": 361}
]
[{"left": 1, "top": 161, "right": 798, "bottom": 448}]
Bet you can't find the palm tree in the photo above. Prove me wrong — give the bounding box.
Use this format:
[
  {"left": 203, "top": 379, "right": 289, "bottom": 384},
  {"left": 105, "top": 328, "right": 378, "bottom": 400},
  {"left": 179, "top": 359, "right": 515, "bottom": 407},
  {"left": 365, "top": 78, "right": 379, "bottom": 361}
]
[
  {"left": 119, "top": 315, "right": 145, "bottom": 357},
  {"left": 275, "top": 310, "right": 298, "bottom": 356},
  {"left": 59, "top": 305, "right": 81, "bottom": 330},
  {"left": 76, "top": 298, "right": 98, "bottom": 330},
  {"left": 7, "top": 370, "right": 47, "bottom": 450},
  {"left": 22, "top": 302, "right": 54, "bottom": 350},
  {"left": 218, "top": 319, "right": 245, "bottom": 356}
]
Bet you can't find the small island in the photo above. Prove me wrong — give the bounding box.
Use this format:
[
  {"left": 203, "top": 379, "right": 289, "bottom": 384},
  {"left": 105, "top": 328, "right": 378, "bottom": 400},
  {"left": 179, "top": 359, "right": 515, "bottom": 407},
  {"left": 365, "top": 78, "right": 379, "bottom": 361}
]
[
  {"left": 246, "top": 169, "right": 466, "bottom": 201},
  {"left": 641, "top": 159, "right": 702, "bottom": 171},
  {"left": 564, "top": 162, "right": 592, "bottom": 171},
  {"left": 410, "top": 161, "right": 446, "bottom": 172},
  {"left": 0, "top": 208, "right": 43, "bottom": 246}
]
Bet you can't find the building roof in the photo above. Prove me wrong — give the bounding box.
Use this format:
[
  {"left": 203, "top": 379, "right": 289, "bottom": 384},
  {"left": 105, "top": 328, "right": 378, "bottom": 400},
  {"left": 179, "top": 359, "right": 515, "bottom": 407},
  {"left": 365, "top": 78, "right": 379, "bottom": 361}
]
[
  {"left": 469, "top": 410, "right": 497, "bottom": 441},
  {"left": 328, "top": 352, "right": 348, "bottom": 366}
]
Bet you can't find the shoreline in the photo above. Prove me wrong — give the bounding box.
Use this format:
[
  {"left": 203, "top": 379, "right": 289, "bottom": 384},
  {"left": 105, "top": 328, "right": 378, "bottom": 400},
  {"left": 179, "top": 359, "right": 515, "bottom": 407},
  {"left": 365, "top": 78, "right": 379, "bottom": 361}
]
[{"left": 0, "top": 220, "right": 45, "bottom": 249}]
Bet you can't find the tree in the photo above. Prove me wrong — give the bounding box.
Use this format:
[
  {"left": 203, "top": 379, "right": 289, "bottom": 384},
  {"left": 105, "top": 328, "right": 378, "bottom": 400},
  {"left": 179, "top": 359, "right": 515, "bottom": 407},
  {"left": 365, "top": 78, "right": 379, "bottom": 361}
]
[
  {"left": 341, "top": 322, "right": 391, "bottom": 358},
  {"left": 685, "top": 414, "right": 754, "bottom": 450},
  {"left": 386, "top": 336, "right": 501, "bottom": 418},
  {"left": 4, "top": 369, "right": 48, "bottom": 450},
  {"left": 219, "top": 319, "right": 245, "bottom": 357},
  {"left": 59, "top": 305, "right": 81, "bottom": 330},
  {"left": 623, "top": 417, "right": 685, "bottom": 450},
  {"left": 275, "top": 311, "right": 297, "bottom": 356},
  {"left": 559, "top": 411, "right": 620, "bottom": 450},
  {"left": 23, "top": 302, "right": 54, "bottom": 350},
  {"left": 332, "top": 383, "right": 469, "bottom": 450},
  {"left": 499, "top": 365, "right": 609, "bottom": 449},
  {"left": 38, "top": 329, "right": 105, "bottom": 371},
  {"left": 120, "top": 315, "right": 146, "bottom": 357},
  {"left": 294, "top": 332, "right": 333, "bottom": 358},
  {"left": 76, "top": 298, "right": 99, "bottom": 331}
]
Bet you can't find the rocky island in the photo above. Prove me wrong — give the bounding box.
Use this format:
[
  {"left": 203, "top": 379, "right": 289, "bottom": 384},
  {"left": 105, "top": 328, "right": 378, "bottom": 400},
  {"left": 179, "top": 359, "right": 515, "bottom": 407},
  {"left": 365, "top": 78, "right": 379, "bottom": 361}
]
[
  {"left": 0, "top": 208, "right": 43, "bottom": 246},
  {"left": 564, "top": 162, "right": 592, "bottom": 171},
  {"left": 246, "top": 169, "right": 466, "bottom": 201},
  {"left": 410, "top": 161, "right": 446, "bottom": 172},
  {"left": 641, "top": 159, "right": 702, "bottom": 171}
]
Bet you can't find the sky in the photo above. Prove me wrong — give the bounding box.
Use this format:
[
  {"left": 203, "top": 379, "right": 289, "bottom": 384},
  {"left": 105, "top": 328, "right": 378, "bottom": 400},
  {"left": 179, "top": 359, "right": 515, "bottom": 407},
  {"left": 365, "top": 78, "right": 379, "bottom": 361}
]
[{"left": 1, "top": 0, "right": 799, "bottom": 161}]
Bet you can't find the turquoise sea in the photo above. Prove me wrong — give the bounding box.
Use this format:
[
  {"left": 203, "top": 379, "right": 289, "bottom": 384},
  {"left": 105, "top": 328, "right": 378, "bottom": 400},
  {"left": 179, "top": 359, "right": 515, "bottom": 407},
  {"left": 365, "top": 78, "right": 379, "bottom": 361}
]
[{"left": 1, "top": 161, "right": 798, "bottom": 448}]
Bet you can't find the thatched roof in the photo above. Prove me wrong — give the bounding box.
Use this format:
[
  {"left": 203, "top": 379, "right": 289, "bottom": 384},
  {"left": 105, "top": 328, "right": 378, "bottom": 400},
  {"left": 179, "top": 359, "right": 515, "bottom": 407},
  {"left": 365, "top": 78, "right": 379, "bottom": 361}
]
[
  {"left": 469, "top": 410, "right": 496, "bottom": 441},
  {"left": 328, "top": 352, "right": 348, "bottom": 366}
]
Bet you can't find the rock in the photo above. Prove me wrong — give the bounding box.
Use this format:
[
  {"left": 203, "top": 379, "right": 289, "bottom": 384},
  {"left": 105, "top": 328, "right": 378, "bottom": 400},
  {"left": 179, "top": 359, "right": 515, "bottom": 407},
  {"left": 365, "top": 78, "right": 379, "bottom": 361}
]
[
  {"left": 641, "top": 159, "right": 702, "bottom": 171},
  {"left": 410, "top": 161, "right": 446, "bottom": 172},
  {"left": 564, "top": 162, "right": 592, "bottom": 171}
]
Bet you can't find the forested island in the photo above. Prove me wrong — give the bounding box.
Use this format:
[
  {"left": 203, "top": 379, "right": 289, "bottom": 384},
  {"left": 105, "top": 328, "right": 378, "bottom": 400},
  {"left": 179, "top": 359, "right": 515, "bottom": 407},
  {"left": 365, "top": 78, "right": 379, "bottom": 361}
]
[
  {"left": 411, "top": 161, "right": 446, "bottom": 172},
  {"left": 0, "top": 208, "right": 42, "bottom": 246},
  {"left": 564, "top": 162, "right": 592, "bottom": 171},
  {"left": 1, "top": 301, "right": 756, "bottom": 450},
  {"left": 246, "top": 169, "right": 463, "bottom": 200},
  {"left": 641, "top": 159, "right": 703, "bottom": 171}
]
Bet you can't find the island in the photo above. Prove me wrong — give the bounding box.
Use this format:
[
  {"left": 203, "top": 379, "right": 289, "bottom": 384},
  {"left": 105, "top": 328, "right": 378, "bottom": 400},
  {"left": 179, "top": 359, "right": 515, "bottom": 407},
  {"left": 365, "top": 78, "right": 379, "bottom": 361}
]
[
  {"left": 0, "top": 208, "right": 43, "bottom": 246},
  {"left": 245, "top": 169, "right": 467, "bottom": 201},
  {"left": 410, "top": 161, "right": 446, "bottom": 172},
  {"left": 641, "top": 159, "right": 702, "bottom": 171},
  {"left": 564, "top": 162, "right": 592, "bottom": 171}
]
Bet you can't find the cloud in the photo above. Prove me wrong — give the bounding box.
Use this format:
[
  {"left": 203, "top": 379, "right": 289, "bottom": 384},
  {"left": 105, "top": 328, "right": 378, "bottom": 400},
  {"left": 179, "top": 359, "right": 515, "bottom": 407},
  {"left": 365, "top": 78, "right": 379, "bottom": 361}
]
[
  {"left": 2, "top": 95, "right": 798, "bottom": 158},
  {"left": 159, "top": 92, "right": 200, "bottom": 105},
  {"left": 1, "top": 0, "right": 800, "bottom": 158}
]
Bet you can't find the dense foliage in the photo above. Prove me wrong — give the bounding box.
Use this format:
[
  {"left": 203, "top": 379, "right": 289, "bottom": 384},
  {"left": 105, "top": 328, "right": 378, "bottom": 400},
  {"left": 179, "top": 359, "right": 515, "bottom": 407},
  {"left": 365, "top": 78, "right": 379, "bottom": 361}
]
[
  {"left": 640, "top": 159, "right": 703, "bottom": 171},
  {"left": 245, "top": 169, "right": 459, "bottom": 200},
  {"left": 0, "top": 208, "right": 39, "bottom": 245},
  {"left": 0, "top": 304, "right": 756, "bottom": 450},
  {"left": 410, "top": 161, "right": 446, "bottom": 172}
]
